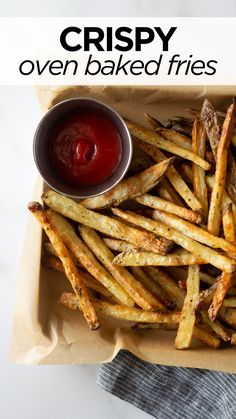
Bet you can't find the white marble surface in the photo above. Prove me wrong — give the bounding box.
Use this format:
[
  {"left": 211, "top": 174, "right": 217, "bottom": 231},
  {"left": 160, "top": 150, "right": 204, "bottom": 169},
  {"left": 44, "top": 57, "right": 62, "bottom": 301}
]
[{"left": 2, "top": 3, "right": 236, "bottom": 419}]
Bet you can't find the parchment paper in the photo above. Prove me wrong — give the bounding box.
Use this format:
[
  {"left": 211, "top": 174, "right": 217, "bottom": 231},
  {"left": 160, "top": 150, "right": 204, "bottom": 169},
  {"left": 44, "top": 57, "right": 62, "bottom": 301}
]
[{"left": 10, "top": 85, "right": 236, "bottom": 370}]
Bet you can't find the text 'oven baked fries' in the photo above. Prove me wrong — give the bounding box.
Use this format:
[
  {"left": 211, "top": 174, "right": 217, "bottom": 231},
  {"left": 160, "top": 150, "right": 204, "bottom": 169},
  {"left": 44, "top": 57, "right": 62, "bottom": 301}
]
[
  {"left": 207, "top": 102, "right": 236, "bottom": 236},
  {"left": 126, "top": 120, "right": 210, "bottom": 170},
  {"left": 59, "top": 292, "right": 181, "bottom": 323},
  {"left": 79, "top": 225, "right": 165, "bottom": 311},
  {"left": 29, "top": 98, "right": 236, "bottom": 351},
  {"left": 112, "top": 208, "right": 236, "bottom": 272},
  {"left": 28, "top": 202, "right": 100, "bottom": 331},
  {"left": 42, "top": 190, "right": 172, "bottom": 255},
  {"left": 81, "top": 158, "right": 173, "bottom": 209},
  {"left": 47, "top": 210, "right": 134, "bottom": 307}
]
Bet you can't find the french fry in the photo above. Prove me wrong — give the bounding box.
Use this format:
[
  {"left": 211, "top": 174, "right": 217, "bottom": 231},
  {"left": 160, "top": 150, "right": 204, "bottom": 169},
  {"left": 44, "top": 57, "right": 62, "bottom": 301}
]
[
  {"left": 207, "top": 102, "right": 236, "bottom": 236},
  {"left": 134, "top": 194, "right": 202, "bottom": 224},
  {"left": 113, "top": 249, "right": 205, "bottom": 267},
  {"left": 144, "top": 112, "right": 163, "bottom": 129},
  {"left": 180, "top": 163, "right": 194, "bottom": 185},
  {"left": 47, "top": 210, "right": 134, "bottom": 307},
  {"left": 79, "top": 225, "right": 165, "bottom": 311},
  {"left": 80, "top": 158, "right": 174, "bottom": 209},
  {"left": 112, "top": 208, "right": 236, "bottom": 272},
  {"left": 59, "top": 292, "right": 181, "bottom": 323},
  {"left": 136, "top": 140, "right": 203, "bottom": 211},
  {"left": 231, "top": 333, "right": 236, "bottom": 345},
  {"left": 42, "top": 255, "right": 113, "bottom": 298},
  {"left": 42, "top": 190, "right": 171, "bottom": 255},
  {"left": 192, "top": 118, "right": 208, "bottom": 221},
  {"left": 126, "top": 120, "right": 210, "bottom": 170},
  {"left": 133, "top": 322, "right": 178, "bottom": 330},
  {"left": 157, "top": 128, "right": 192, "bottom": 150},
  {"left": 222, "top": 204, "right": 236, "bottom": 244},
  {"left": 175, "top": 265, "right": 200, "bottom": 349},
  {"left": 219, "top": 307, "right": 236, "bottom": 329},
  {"left": 152, "top": 209, "right": 236, "bottom": 255},
  {"left": 129, "top": 266, "right": 172, "bottom": 307},
  {"left": 28, "top": 202, "right": 100, "bottom": 331}
]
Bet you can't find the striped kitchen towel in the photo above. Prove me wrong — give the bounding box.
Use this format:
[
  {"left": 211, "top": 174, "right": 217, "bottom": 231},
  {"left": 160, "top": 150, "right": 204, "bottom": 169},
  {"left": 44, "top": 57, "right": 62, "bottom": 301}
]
[{"left": 97, "top": 351, "right": 236, "bottom": 419}]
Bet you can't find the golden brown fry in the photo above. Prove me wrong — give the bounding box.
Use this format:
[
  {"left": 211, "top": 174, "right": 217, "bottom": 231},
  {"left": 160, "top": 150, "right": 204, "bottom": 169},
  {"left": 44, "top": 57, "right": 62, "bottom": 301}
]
[
  {"left": 157, "top": 128, "right": 192, "bottom": 150},
  {"left": 81, "top": 158, "right": 174, "bottom": 210},
  {"left": 113, "top": 249, "right": 205, "bottom": 267},
  {"left": 80, "top": 225, "right": 164, "bottom": 311},
  {"left": 129, "top": 266, "right": 171, "bottom": 307},
  {"left": 126, "top": 120, "right": 210, "bottom": 169},
  {"left": 152, "top": 209, "right": 236, "bottom": 255},
  {"left": 42, "top": 255, "right": 112, "bottom": 298},
  {"left": 209, "top": 272, "right": 233, "bottom": 321},
  {"left": 133, "top": 322, "right": 178, "bottom": 330},
  {"left": 175, "top": 265, "right": 200, "bottom": 349},
  {"left": 192, "top": 118, "right": 208, "bottom": 221},
  {"left": 112, "top": 208, "right": 235, "bottom": 273},
  {"left": 137, "top": 140, "right": 202, "bottom": 211},
  {"left": 206, "top": 175, "right": 236, "bottom": 225},
  {"left": 47, "top": 210, "right": 134, "bottom": 307},
  {"left": 144, "top": 112, "right": 163, "bottom": 130},
  {"left": 222, "top": 204, "right": 236, "bottom": 244},
  {"left": 208, "top": 103, "right": 236, "bottom": 236},
  {"left": 201, "top": 99, "right": 221, "bottom": 159},
  {"left": 28, "top": 202, "right": 100, "bottom": 331},
  {"left": 135, "top": 194, "right": 202, "bottom": 224},
  {"left": 200, "top": 310, "right": 231, "bottom": 342},
  {"left": 59, "top": 292, "right": 181, "bottom": 323},
  {"left": 42, "top": 190, "right": 171, "bottom": 255}
]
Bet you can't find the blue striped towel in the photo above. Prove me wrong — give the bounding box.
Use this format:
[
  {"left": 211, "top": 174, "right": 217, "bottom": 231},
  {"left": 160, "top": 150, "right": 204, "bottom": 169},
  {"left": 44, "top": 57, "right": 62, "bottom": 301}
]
[{"left": 97, "top": 351, "right": 236, "bottom": 419}]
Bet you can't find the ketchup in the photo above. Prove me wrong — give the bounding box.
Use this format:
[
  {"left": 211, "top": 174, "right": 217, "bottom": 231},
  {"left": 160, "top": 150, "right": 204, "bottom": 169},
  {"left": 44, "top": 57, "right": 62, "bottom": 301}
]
[{"left": 49, "top": 111, "right": 122, "bottom": 186}]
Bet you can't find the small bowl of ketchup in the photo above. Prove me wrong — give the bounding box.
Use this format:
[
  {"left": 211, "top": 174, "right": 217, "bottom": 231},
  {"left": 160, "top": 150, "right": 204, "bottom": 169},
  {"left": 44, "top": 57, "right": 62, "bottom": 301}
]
[{"left": 33, "top": 98, "right": 133, "bottom": 198}]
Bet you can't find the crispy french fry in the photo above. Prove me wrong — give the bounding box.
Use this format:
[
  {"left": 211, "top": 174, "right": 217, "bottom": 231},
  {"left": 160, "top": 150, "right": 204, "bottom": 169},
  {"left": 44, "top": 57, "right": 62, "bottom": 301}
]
[
  {"left": 59, "top": 292, "right": 181, "bottom": 323},
  {"left": 133, "top": 322, "right": 178, "bottom": 330},
  {"left": 80, "top": 158, "right": 173, "bottom": 209},
  {"left": 129, "top": 266, "right": 172, "bottom": 307},
  {"left": 207, "top": 103, "right": 236, "bottom": 236},
  {"left": 175, "top": 265, "right": 200, "bottom": 349},
  {"left": 113, "top": 249, "right": 205, "bottom": 267},
  {"left": 135, "top": 194, "right": 202, "bottom": 224},
  {"left": 157, "top": 128, "right": 192, "bottom": 150},
  {"left": 192, "top": 118, "right": 208, "bottom": 221},
  {"left": 42, "top": 190, "right": 171, "bottom": 255},
  {"left": 80, "top": 225, "right": 164, "bottom": 311},
  {"left": 136, "top": 140, "right": 203, "bottom": 211},
  {"left": 222, "top": 204, "right": 236, "bottom": 244},
  {"left": 152, "top": 209, "right": 236, "bottom": 256},
  {"left": 200, "top": 310, "right": 231, "bottom": 342},
  {"left": 42, "top": 255, "right": 113, "bottom": 298},
  {"left": 144, "top": 112, "right": 163, "bottom": 129},
  {"left": 126, "top": 120, "right": 210, "bottom": 170},
  {"left": 28, "top": 202, "right": 100, "bottom": 331},
  {"left": 47, "top": 210, "right": 134, "bottom": 307},
  {"left": 112, "top": 208, "right": 236, "bottom": 273}
]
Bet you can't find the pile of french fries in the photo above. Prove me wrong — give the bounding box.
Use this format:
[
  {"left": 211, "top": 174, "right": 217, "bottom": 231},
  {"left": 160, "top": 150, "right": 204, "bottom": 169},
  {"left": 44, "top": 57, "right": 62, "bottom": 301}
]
[{"left": 28, "top": 98, "right": 236, "bottom": 350}]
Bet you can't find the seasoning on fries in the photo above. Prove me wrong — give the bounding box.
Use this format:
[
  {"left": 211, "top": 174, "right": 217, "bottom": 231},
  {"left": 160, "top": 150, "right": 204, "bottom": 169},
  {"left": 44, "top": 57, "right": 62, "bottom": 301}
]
[{"left": 28, "top": 97, "right": 236, "bottom": 350}]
